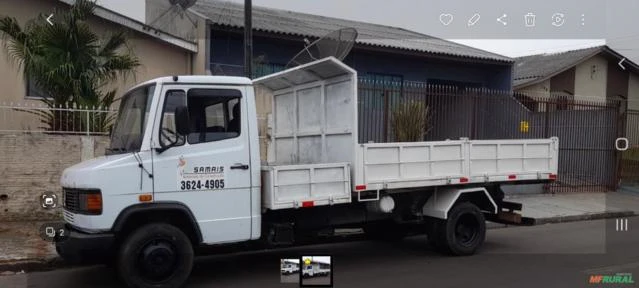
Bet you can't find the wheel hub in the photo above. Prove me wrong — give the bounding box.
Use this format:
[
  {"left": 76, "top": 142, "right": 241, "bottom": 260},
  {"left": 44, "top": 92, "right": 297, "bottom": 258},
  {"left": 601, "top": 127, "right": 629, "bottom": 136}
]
[
  {"left": 455, "top": 214, "right": 479, "bottom": 246},
  {"left": 138, "top": 240, "right": 177, "bottom": 282}
]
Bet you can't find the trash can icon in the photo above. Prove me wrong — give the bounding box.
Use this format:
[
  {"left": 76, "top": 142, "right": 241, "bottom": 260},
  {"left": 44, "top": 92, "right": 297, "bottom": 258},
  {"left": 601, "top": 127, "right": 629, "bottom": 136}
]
[{"left": 524, "top": 13, "right": 536, "bottom": 27}]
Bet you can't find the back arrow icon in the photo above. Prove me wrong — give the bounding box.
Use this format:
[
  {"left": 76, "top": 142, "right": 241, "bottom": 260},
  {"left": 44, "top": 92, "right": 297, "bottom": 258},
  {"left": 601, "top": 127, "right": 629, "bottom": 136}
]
[
  {"left": 46, "top": 14, "right": 54, "bottom": 26},
  {"left": 619, "top": 58, "right": 626, "bottom": 70}
]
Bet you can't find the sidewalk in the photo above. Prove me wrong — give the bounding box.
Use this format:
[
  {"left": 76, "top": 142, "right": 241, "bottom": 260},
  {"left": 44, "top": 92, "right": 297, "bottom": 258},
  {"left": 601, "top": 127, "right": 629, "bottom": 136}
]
[
  {"left": 507, "top": 190, "right": 639, "bottom": 224},
  {"left": 0, "top": 191, "right": 637, "bottom": 273}
]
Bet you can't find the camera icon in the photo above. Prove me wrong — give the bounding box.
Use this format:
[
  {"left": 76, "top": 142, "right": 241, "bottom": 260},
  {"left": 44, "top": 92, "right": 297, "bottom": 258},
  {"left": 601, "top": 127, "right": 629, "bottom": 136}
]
[{"left": 40, "top": 192, "right": 58, "bottom": 209}]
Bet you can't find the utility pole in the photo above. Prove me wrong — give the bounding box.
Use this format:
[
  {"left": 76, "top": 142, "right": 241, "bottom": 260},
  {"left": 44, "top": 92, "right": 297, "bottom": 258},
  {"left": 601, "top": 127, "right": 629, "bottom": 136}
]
[{"left": 244, "top": 0, "right": 253, "bottom": 79}]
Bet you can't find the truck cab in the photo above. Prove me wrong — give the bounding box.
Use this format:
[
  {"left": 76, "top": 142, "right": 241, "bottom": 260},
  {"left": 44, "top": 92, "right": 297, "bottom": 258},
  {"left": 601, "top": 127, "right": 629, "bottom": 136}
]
[{"left": 57, "top": 75, "right": 264, "bottom": 287}]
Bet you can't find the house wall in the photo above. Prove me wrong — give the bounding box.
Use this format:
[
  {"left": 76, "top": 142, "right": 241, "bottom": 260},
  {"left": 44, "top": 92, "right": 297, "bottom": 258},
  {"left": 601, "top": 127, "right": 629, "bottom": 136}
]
[
  {"left": 629, "top": 73, "right": 639, "bottom": 111},
  {"left": 574, "top": 55, "right": 608, "bottom": 103},
  {"left": 209, "top": 29, "right": 512, "bottom": 90},
  {"left": 550, "top": 68, "right": 576, "bottom": 95},
  {"left": 517, "top": 79, "right": 550, "bottom": 98},
  {"left": 0, "top": 0, "right": 194, "bottom": 131},
  {"left": 607, "top": 59, "right": 629, "bottom": 101}
]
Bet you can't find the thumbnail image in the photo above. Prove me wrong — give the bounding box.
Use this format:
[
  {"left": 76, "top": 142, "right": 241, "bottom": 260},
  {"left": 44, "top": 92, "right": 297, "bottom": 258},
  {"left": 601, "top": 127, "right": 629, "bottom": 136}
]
[
  {"left": 301, "top": 256, "right": 332, "bottom": 287},
  {"left": 280, "top": 258, "right": 300, "bottom": 284}
]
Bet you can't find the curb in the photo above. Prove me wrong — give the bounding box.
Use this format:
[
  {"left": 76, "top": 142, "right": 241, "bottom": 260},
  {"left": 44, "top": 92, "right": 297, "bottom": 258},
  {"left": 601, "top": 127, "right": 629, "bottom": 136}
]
[
  {"left": 0, "top": 258, "right": 70, "bottom": 273},
  {"left": 532, "top": 210, "right": 635, "bottom": 225}
]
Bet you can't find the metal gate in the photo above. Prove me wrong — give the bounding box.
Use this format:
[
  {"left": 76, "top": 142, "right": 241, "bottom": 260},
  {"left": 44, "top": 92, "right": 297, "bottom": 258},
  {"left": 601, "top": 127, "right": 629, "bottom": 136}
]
[
  {"left": 358, "top": 79, "right": 622, "bottom": 192},
  {"left": 620, "top": 109, "right": 639, "bottom": 191}
]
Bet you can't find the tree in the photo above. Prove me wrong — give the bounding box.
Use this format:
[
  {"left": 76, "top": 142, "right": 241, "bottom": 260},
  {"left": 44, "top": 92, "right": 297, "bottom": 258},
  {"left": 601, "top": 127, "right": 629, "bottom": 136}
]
[{"left": 0, "top": 0, "right": 139, "bottom": 133}]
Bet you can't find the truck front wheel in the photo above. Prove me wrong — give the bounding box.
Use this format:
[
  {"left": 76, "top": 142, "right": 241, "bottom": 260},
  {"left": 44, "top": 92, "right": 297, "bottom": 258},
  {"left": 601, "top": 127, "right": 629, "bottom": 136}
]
[
  {"left": 429, "top": 202, "right": 486, "bottom": 256},
  {"left": 117, "top": 223, "right": 194, "bottom": 288}
]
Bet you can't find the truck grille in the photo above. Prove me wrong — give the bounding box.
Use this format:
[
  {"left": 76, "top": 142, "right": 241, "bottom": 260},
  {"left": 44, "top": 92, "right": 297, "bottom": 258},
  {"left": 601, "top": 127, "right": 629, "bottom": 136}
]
[{"left": 63, "top": 188, "right": 80, "bottom": 212}]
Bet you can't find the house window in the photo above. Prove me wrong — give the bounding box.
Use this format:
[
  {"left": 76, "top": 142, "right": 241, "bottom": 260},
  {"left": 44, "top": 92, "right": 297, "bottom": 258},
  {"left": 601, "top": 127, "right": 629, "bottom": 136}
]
[{"left": 25, "top": 77, "right": 48, "bottom": 98}]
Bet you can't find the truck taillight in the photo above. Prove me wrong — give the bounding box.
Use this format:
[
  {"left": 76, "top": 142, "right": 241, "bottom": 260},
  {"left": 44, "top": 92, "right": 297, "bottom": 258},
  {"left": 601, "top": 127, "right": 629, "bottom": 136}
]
[
  {"left": 355, "top": 185, "right": 366, "bottom": 191},
  {"left": 549, "top": 173, "right": 557, "bottom": 180}
]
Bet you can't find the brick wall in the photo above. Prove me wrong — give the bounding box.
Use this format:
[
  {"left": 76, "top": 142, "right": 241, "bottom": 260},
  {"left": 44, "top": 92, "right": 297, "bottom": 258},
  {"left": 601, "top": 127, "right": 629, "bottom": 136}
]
[{"left": 0, "top": 134, "right": 109, "bottom": 221}]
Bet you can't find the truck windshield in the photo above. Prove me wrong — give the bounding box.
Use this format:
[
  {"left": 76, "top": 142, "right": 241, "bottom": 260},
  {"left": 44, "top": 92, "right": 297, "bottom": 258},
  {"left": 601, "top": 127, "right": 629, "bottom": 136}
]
[{"left": 107, "top": 84, "right": 156, "bottom": 155}]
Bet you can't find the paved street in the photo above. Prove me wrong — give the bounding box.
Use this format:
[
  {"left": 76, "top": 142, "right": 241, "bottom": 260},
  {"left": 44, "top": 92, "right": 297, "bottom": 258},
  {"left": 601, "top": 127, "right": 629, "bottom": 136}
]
[
  {"left": 1, "top": 217, "right": 638, "bottom": 288},
  {"left": 302, "top": 274, "right": 332, "bottom": 286}
]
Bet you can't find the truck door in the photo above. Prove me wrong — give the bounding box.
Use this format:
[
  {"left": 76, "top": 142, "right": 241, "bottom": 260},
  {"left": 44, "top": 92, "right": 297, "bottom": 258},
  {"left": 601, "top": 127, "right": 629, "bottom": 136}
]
[{"left": 151, "top": 85, "right": 252, "bottom": 244}]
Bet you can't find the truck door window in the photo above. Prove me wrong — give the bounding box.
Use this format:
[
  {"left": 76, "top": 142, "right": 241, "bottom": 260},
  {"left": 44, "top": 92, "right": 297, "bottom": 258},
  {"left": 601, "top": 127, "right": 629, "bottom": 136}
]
[
  {"left": 187, "top": 89, "right": 242, "bottom": 144},
  {"left": 159, "top": 90, "right": 187, "bottom": 147}
]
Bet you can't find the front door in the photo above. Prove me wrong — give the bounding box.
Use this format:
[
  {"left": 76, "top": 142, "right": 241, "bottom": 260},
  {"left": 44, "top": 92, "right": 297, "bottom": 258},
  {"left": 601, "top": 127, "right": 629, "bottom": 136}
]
[{"left": 151, "top": 85, "right": 252, "bottom": 244}]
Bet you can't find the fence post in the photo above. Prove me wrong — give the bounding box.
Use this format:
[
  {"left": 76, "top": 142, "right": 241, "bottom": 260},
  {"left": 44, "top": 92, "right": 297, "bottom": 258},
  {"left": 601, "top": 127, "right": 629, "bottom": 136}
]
[{"left": 86, "top": 109, "right": 90, "bottom": 136}]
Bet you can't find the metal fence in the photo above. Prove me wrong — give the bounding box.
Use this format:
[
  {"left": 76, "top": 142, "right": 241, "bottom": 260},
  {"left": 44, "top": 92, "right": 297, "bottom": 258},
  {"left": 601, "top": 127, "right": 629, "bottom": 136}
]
[
  {"left": 0, "top": 102, "right": 117, "bottom": 135},
  {"left": 358, "top": 79, "right": 624, "bottom": 192},
  {"left": 621, "top": 110, "right": 639, "bottom": 186}
]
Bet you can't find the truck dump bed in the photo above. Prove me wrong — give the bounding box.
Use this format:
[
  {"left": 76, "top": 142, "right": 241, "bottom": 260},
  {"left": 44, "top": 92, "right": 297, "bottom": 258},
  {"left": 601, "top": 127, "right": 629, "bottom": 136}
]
[
  {"left": 254, "top": 57, "right": 559, "bottom": 210},
  {"left": 354, "top": 138, "right": 559, "bottom": 191}
]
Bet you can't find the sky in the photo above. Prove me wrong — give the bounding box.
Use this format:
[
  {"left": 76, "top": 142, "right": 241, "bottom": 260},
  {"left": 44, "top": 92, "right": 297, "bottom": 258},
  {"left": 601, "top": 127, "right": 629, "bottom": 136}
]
[{"left": 225, "top": 0, "right": 639, "bottom": 62}]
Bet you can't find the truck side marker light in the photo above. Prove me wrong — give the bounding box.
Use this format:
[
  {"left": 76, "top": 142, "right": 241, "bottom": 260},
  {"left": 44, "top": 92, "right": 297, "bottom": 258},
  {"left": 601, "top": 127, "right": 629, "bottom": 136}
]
[
  {"left": 302, "top": 201, "right": 314, "bottom": 207},
  {"left": 355, "top": 185, "right": 366, "bottom": 191},
  {"left": 508, "top": 175, "right": 517, "bottom": 180},
  {"left": 139, "top": 194, "right": 153, "bottom": 202}
]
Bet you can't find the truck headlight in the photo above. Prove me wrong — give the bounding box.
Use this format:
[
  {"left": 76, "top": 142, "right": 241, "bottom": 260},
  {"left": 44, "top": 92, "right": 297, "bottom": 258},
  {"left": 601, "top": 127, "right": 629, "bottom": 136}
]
[{"left": 64, "top": 188, "right": 102, "bottom": 215}]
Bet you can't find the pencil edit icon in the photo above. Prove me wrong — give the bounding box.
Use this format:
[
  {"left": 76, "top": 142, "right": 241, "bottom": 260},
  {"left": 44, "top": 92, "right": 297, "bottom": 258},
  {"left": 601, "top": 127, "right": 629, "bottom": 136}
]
[{"left": 467, "top": 13, "right": 480, "bottom": 26}]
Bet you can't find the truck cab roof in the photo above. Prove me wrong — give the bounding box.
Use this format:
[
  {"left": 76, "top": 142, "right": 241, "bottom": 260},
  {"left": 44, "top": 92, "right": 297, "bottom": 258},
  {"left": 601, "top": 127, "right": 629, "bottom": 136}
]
[{"left": 132, "top": 75, "right": 253, "bottom": 90}]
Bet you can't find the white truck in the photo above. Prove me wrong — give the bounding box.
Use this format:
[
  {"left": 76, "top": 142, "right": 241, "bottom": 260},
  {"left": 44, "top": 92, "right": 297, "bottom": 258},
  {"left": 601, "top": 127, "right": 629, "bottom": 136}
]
[
  {"left": 55, "top": 57, "right": 559, "bottom": 288},
  {"left": 303, "top": 263, "right": 330, "bottom": 278},
  {"left": 281, "top": 263, "right": 299, "bottom": 275}
]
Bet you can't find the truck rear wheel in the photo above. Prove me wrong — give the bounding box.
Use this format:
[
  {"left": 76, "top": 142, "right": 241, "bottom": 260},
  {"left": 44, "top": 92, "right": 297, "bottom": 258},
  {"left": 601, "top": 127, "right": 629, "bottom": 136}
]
[
  {"left": 429, "top": 202, "right": 486, "bottom": 256},
  {"left": 117, "top": 223, "right": 194, "bottom": 288}
]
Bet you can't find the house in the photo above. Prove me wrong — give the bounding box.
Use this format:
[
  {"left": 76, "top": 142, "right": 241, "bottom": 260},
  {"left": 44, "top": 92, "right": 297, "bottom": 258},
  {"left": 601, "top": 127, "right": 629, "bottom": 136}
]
[
  {"left": 0, "top": 0, "right": 209, "bottom": 131},
  {"left": 514, "top": 45, "right": 639, "bottom": 107},
  {"left": 181, "top": 0, "right": 514, "bottom": 89},
  {"left": 513, "top": 45, "right": 639, "bottom": 145}
]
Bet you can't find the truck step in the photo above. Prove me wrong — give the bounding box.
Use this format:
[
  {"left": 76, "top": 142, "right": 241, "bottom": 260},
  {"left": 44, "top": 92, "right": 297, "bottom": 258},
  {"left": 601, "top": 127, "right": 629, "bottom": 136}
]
[
  {"left": 499, "top": 201, "right": 523, "bottom": 211},
  {"left": 486, "top": 212, "right": 535, "bottom": 226}
]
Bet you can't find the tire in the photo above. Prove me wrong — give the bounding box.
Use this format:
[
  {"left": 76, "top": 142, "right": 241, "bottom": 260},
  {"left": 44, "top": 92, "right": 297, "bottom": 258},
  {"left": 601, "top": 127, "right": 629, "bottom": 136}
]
[
  {"left": 431, "top": 202, "right": 486, "bottom": 256},
  {"left": 363, "top": 220, "right": 407, "bottom": 242},
  {"left": 117, "top": 223, "right": 194, "bottom": 288}
]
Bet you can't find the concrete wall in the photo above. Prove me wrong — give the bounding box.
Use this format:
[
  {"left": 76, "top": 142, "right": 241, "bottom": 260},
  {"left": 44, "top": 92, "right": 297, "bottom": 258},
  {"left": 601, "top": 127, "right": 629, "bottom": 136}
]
[
  {"left": 0, "top": 134, "right": 110, "bottom": 221},
  {"left": 574, "top": 55, "right": 608, "bottom": 103},
  {"left": 0, "top": 0, "right": 194, "bottom": 130}
]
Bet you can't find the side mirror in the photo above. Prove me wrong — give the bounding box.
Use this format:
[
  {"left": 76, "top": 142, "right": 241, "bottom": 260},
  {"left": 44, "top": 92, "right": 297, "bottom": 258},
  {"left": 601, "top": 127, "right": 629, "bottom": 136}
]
[{"left": 175, "top": 106, "right": 190, "bottom": 136}]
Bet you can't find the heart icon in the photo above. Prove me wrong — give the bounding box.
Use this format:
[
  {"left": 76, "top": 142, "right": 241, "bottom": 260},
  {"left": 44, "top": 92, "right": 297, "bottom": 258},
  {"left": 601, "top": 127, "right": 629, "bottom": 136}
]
[{"left": 439, "top": 13, "right": 454, "bottom": 26}]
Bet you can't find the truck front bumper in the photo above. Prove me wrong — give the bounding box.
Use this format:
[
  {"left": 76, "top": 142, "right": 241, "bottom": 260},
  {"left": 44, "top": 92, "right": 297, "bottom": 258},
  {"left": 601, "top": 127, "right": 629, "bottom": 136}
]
[{"left": 55, "top": 225, "right": 115, "bottom": 264}]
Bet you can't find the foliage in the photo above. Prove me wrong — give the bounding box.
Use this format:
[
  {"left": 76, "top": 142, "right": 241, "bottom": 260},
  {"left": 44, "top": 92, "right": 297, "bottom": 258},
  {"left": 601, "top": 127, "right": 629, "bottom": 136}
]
[
  {"left": 391, "top": 100, "right": 432, "bottom": 142},
  {"left": 0, "top": 0, "right": 139, "bottom": 132}
]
